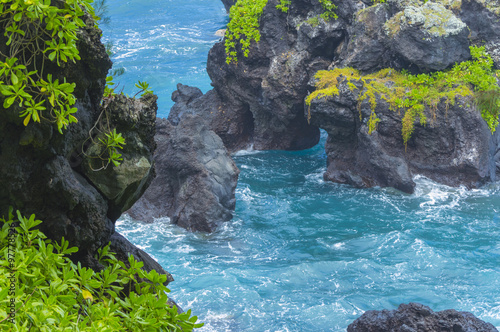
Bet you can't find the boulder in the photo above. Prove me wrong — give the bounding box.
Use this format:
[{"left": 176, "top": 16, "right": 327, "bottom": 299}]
[
  {"left": 342, "top": 4, "right": 399, "bottom": 72},
  {"left": 81, "top": 94, "right": 157, "bottom": 221},
  {"left": 348, "top": 302, "right": 498, "bottom": 332},
  {"left": 169, "top": 84, "right": 254, "bottom": 152},
  {"left": 128, "top": 115, "right": 239, "bottom": 232},
  {"left": 342, "top": 0, "right": 470, "bottom": 73}
]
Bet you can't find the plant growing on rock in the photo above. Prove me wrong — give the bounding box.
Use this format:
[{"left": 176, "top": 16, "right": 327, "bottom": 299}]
[
  {"left": 225, "top": 0, "right": 342, "bottom": 63},
  {"left": 0, "top": 209, "right": 203, "bottom": 331},
  {"left": 0, "top": 0, "right": 96, "bottom": 133},
  {"left": 84, "top": 78, "right": 155, "bottom": 170},
  {"left": 306, "top": 46, "right": 500, "bottom": 148}
]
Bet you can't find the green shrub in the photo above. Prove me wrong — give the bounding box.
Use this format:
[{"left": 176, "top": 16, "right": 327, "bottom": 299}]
[
  {"left": 0, "top": 0, "right": 97, "bottom": 133},
  {"left": 306, "top": 46, "right": 500, "bottom": 148},
  {"left": 0, "top": 209, "right": 203, "bottom": 331}
]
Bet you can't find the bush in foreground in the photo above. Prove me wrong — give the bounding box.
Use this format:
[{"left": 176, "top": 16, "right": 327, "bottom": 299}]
[{"left": 0, "top": 208, "right": 203, "bottom": 331}]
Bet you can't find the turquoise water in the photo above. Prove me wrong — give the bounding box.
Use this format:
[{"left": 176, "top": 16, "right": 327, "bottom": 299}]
[
  {"left": 101, "top": 0, "right": 227, "bottom": 115},
  {"left": 103, "top": 1, "right": 500, "bottom": 331}
]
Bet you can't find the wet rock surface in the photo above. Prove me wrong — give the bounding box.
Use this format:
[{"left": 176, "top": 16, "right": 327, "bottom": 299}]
[{"left": 348, "top": 302, "right": 498, "bottom": 332}]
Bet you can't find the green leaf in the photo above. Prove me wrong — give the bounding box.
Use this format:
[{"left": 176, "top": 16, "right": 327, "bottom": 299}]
[
  {"left": 48, "top": 51, "right": 57, "bottom": 62},
  {"left": 13, "top": 12, "right": 23, "bottom": 21},
  {"left": 4, "top": 96, "right": 16, "bottom": 108}
]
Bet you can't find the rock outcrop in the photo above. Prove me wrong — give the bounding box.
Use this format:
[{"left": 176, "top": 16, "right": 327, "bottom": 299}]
[
  {"left": 173, "top": 0, "right": 500, "bottom": 193},
  {"left": 128, "top": 115, "right": 239, "bottom": 232},
  {"left": 221, "top": 0, "right": 236, "bottom": 12},
  {"left": 0, "top": 9, "right": 162, "bottom": 273},
  {"left": 81, "top": 94, "right": 157, "bottom": 221},
  {"left": 307, "top": 77, "right": 499, "bottom": 194},
  {"left": 169, "top": 83, "right": 254, "bottom": 152},
  {"left": 172, "top": 0, "right": 361, "bottom": 151},
  {"left": 348, "top": 302, "right": 498, "bottom": 332},
  {"left": 342, "top": 0, "right": 471, "bottom": 72}
]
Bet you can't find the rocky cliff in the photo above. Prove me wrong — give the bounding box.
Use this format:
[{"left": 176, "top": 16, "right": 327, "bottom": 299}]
[
  {"left": 0, "top": 8, "right": 165, "bottom": 276},
  {"left": 173, "top": 0, "right": 500, "bottom": 193}
]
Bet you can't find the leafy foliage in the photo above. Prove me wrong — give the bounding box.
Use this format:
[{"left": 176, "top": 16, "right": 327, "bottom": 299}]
[
  {"left": 0, "top": 209, "right": 203, "bottom": 331},
  {"left": 306, "top": 46, "right": 500, "bottom": 148},
  {"left": 0, "top": 0, "right": 97, "bottom": 133},
  {"left": 225, "top": 0, "right": 268, "bottom": 64},
  {"left": 134, "top": 80, "right": 153, "bottom": 97},
  {"left": 318, "top": 0, "right": 337, "bottom": 21},
  {"left": 276, "top": 0, "right": 291, "bottom": 13}
]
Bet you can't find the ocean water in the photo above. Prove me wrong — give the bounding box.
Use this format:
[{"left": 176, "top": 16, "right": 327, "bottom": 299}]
[
  {"left": 102, "top": 1, "right": 500, "bottom": 331},
  {"left": 100, "top": 0, "right": 227, "bottom": 115}
]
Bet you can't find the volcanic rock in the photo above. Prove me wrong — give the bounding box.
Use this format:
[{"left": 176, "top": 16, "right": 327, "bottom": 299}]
[
  {"left": 348, "top": 302, "right": 498, "bottom": 332},
  {"left": 128, "top": 115, "right": 239, "bottom": 232}
]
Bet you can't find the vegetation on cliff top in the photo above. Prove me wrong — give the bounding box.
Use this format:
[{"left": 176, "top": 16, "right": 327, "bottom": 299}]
[
  {"left": 224, "top": 0, "right": 339, "bottom": 63},
  {"left": 224, "top": 0, "right": 394, "bottom": 63},
  {"left": 306, "top": 46, "right": 500, "bottom": 148},
  {"left": 0, "top": 209, "right": 203, "bottom": 331}
]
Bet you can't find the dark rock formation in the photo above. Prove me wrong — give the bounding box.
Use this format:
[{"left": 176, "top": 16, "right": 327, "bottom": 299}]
[
  {"left": 343, "top": 1, "right": 470, "bottom": 73},
  {"left": 128, "top": 115, "right": 239, "bottom": 232},
  {"left": 81, "top": 94, "right": 157, "bottom": 221},
  {"left": 169, "top": 83, "right": 254, "bottom": 152},
  {"left": 172, "top": 0, "right": 364, "bottom": 151},
  {"left": 175, "top": 0, "right": 500, "bottom": 193},
  {"left": 0, "top": 9, "right": 164, "bottom": 276},
  {"left": 348, "top": 302, "right": 498, "bottom": 332},
  {"left": 221, "top": 0, "right": 236, "bottom": 12},
  {"left": 307, "top": 79, "right": 499, "bottom": 194},
  {"left": 175, "top": 0, "right": 500, "bottom": 192}
]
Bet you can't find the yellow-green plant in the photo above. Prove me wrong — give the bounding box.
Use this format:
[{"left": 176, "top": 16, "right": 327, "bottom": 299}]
[
  {"left": 276, "top": 0, "right": 291, "bottom": 13},
  {"left": 0, "top": 0, "right": 97, "bottom": 133},
  {"left": 225, "top": 0, "right": 268, "bottom": 64},
  {"left": 306, "top": 46, "right": 500, "bottom": 148},
  {"left": 0, "top": 209, "right": 203, "bottom": 331}
]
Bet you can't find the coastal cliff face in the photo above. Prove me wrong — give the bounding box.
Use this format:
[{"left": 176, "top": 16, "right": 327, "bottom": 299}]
[
  {"left": 308, "top": 77, "right": 498, "bottom": 193},
  {"left": 0, "top": 11, "right": 161, "bottom": 271},
  {"left": 174, "top": 0, "right": 500, "bottom": 193}
]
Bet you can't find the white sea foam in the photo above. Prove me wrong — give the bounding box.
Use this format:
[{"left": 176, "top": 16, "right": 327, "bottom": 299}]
[{"left": 232, "top": 144, "right": 261, "bottom": 156}]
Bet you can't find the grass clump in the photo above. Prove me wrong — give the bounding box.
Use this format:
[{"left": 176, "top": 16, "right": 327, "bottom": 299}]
[
  {"left": 306, "top": 46, "right": 500, "bottom": 148},
  {"left": 0, "top": 209, "right": 203, "bottom": 331}
]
